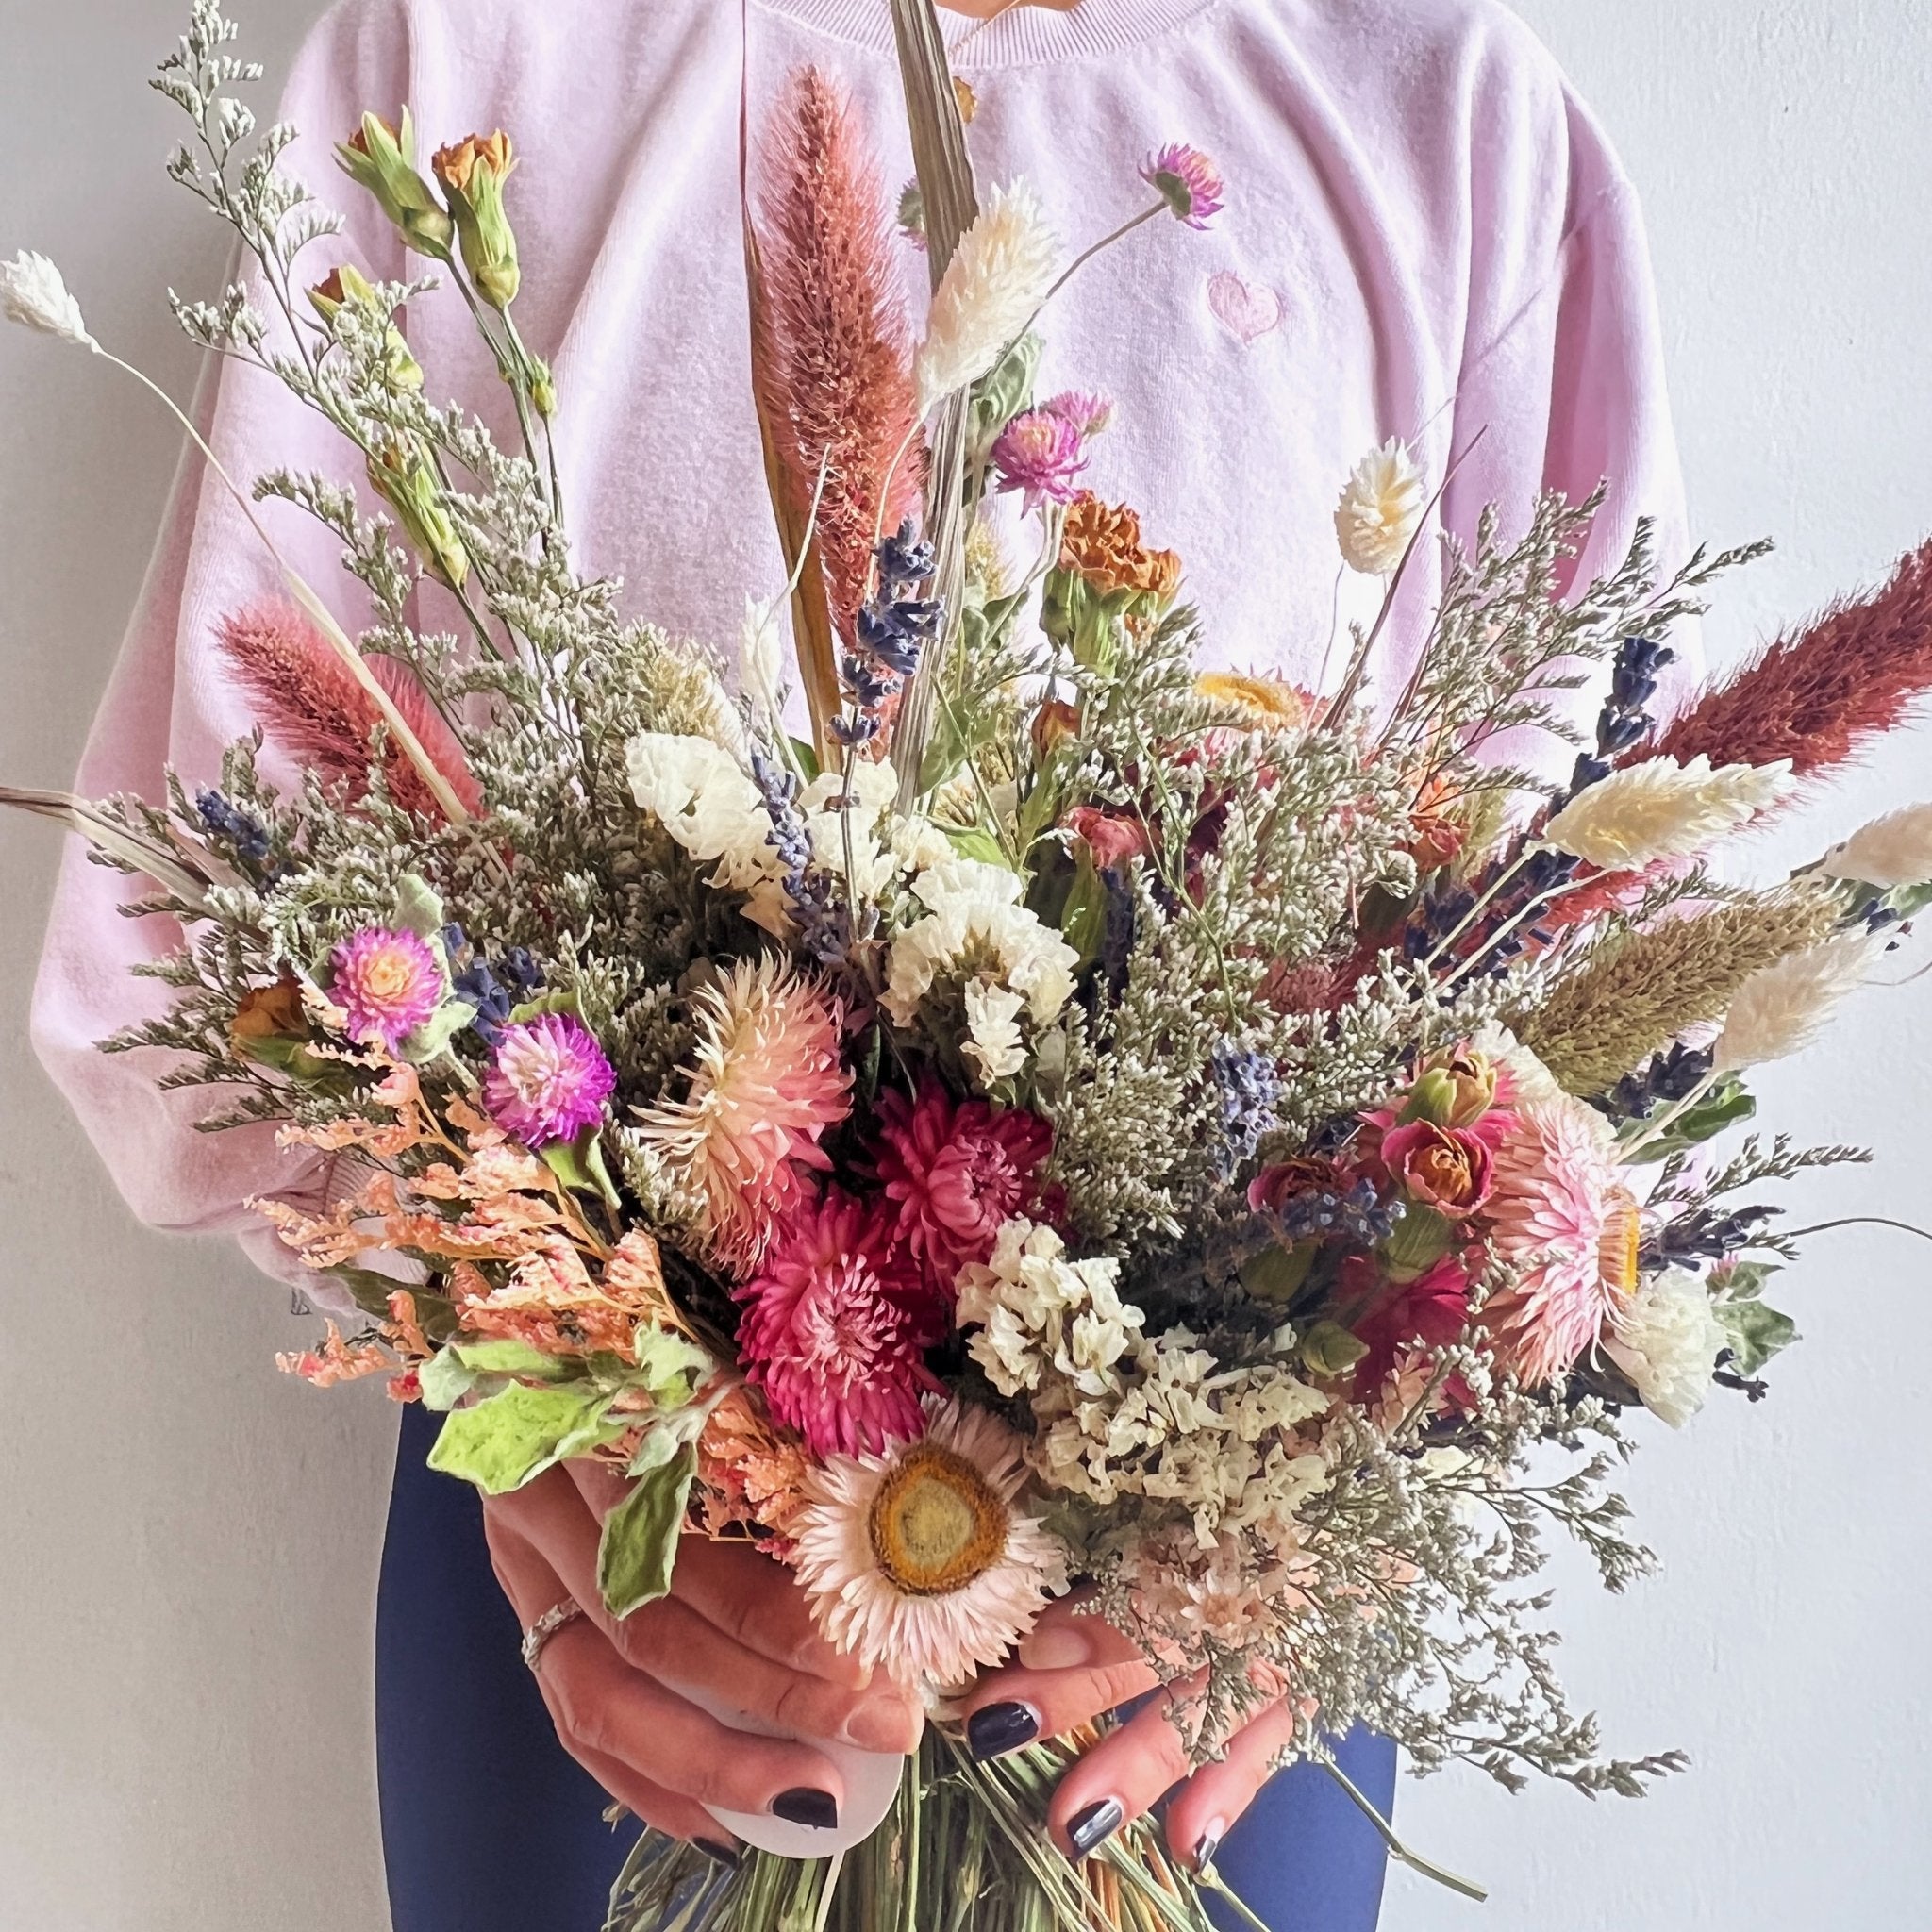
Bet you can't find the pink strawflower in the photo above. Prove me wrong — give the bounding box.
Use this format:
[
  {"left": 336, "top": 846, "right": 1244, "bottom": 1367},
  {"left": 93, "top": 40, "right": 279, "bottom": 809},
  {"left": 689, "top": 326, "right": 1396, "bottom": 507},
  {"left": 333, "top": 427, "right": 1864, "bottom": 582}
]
[
  {"left": 736, "top": 1189, "right": 939, "bottom": 1458},
  {"left": 1041, "top": 390, "right": 1114, "bottom": 438},
  {"left": 1483, "top": 1098, "right": 1641, "bottom": 1386},
  {"left": 991, "top": 408, "right": 1088, "bottom": 512},
  {"left": 1141, "top": 143, "right": 1224, "bottom": 228},
  {"left": 873, "top": 1082, "right": 1056, "bottom": 1298},
  {"left": 329, "top": 925, "right": 443, "bottom": 1053},
  {"left": 481, "top": 1013, "right": 617, "bottom": 1147},
  {"left": 632, "top": 958, "right": 852, "bottom": 1274}
]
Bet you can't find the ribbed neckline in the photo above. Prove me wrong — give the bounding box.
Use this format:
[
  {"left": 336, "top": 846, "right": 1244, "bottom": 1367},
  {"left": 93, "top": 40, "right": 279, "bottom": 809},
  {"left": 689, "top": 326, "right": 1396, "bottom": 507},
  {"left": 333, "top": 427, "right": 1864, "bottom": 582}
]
[{"left": 752, "top": 0, "right": 1224, "bottom": 68}]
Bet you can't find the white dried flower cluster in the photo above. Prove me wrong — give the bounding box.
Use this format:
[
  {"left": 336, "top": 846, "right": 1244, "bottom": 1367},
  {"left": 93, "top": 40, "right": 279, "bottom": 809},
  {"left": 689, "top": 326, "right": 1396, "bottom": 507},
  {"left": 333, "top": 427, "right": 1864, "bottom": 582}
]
[
  {"left": 1542, "top": 755, "right": 1793, "bottom": 870},
  {"left": 628, "top": 735, "right": 951, "bottom": 934},
  {"left": 958, "top": 1221, "right": 1333, "bottom": 1555},
  {"left": 882, "top": 858, "right": 1078, "bottom": 1051},
  {"left": 1605, "top": 1269, "right": 1728, "bottom": 1428},
  {"left": 1820, "top": 800, "right": 1932, "bottom": 890},
  {"left": 1715, "top": 933, "right": 1873, "bottom": 1071},
  {"left": 1333, "top": 437, "right": 1424, "bottom": 575},
  {"left": 0, "top": 249, "right": 96, "bottom": 349},
  {"left": 914, "top": 181, "right": 1058, "bottom": 414}
]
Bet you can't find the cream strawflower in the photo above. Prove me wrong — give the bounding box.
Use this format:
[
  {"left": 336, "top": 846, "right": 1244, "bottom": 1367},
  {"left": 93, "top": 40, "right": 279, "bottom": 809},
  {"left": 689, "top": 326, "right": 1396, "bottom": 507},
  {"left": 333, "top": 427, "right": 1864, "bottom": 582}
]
[
  {"left": 626, "top": 731, "right": 773, "bottom": 890},
  {"left": 1333, "top": 438, "right": 1424, "bottom": 575},
  {"left": 884, "top": 858, "right": 1078, "bottom": 1038},
  {"left": 1604, "top": 1269, "right": 1727, "bottom": 1428},
  {"left": 630, "top": 956, "right": 850, "bottom": 1270},
  {"left": 1820, "top": 801, "right": 1932, "bottom": 890},
  {"left": 1, "top": 250, "right": 96, "bottom": 349},
  {"left": 1713, "top": 934, "right": 1872, "bottom": 1071},
  {"left": 791, "top": 1398, "right": 1069, "bottom": 1687},
  {"left": 1541, "top": 755, "right": 1793, "bottom": 870},
  {"left": 914, "top": 182, "right": 1059, "bottom": 415}
]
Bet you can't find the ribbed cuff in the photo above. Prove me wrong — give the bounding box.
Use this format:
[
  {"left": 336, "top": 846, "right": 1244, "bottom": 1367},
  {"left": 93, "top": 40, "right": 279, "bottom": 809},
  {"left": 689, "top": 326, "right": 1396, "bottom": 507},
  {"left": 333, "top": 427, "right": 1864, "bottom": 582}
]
[{"left": 753, "top": 0, "right": 1224, "bottom": 67}]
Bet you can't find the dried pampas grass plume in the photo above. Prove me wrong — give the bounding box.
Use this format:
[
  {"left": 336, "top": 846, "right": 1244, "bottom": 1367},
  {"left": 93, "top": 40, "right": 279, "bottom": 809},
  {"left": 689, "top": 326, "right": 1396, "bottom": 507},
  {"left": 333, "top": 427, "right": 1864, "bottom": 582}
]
[
  {"left": 1652, "top": 539, "right": 1932, "bottom": 780},
  {"left": 215, "top": 602, "right": 479, "bottom": 822},
  {"left": 754, "top": 67, "right": 923, "bottom": 640},
  {"left": 1714, "top": 935, "right": 1873, "bottom": 1071}
]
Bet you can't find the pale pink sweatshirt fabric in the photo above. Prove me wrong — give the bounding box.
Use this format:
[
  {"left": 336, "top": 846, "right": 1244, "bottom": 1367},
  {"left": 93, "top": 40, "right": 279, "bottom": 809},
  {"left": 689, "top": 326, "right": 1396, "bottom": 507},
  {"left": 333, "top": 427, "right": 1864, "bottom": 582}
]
[{"left": 33, "top": 0, "right": 1693, "bottom": 1290}]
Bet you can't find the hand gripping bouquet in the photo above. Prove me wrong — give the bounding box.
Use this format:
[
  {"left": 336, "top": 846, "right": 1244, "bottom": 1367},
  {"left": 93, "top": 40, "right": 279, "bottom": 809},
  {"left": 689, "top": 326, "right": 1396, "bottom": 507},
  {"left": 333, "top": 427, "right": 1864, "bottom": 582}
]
[{"left": 10, "top": 4, "right": 1932, "bottom": 1926}]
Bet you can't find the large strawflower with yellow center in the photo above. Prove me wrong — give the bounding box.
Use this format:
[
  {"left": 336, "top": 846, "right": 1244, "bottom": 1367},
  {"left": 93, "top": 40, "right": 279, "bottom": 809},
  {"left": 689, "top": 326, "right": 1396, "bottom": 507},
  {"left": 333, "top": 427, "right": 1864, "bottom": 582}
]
[{"left": 791, "top": 1399, "right": 1068, "bottom": 1687}]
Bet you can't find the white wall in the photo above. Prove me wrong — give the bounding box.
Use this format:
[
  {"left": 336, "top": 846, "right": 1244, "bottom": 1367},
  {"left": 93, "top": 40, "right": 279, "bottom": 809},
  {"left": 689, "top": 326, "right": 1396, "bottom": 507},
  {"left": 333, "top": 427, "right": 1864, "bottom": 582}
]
[{"left": 2, "top": 4, "right": 1926, "bottom": 1929}]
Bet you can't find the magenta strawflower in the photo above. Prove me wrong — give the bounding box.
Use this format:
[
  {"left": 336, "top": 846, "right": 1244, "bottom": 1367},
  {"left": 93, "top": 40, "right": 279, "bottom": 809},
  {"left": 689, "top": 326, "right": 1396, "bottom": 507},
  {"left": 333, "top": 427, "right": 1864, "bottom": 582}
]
[
  {"left": 1041, "top": 390, "right": 1114, "bottom": 438},
  {"left": 1141, "top": 143, "right": 1224, "bottom": 228},
  {"left": 736, "top": 1189, "right": 938, "bottom": 1458},
  {"left": 329, "top": 925, "right": 443, "bottom": 1052},
  {"left": 991, "top": 408, "right": 1088, "bottom": 512},
  {"left": 873, "top": 1083, "right": 1055, "bottom": 1297},
  {"left": 481, "top": 1013, "right": 617, "bottom": 1147}
]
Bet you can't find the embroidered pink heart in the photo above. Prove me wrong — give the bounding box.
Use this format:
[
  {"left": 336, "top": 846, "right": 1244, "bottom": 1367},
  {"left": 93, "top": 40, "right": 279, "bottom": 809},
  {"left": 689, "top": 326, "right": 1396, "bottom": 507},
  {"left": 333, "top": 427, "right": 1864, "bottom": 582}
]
[{"left": 1208, "top": 271, "right": 1283, "bottom": 345}]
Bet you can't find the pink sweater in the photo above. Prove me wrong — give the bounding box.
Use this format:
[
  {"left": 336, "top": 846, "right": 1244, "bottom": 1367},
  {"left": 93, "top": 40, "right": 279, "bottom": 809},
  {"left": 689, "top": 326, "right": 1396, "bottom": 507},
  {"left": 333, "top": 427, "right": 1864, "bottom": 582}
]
[{"left": 33, "top": 0, "right": 1691, "bottom": 1290}]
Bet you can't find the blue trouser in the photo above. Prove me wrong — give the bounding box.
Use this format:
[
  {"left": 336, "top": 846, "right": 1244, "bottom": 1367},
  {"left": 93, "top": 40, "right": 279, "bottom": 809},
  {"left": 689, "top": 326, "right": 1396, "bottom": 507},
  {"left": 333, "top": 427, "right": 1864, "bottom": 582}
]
[{"left": 376, "top": 1403, "right": 1393, "bottom": 1930}]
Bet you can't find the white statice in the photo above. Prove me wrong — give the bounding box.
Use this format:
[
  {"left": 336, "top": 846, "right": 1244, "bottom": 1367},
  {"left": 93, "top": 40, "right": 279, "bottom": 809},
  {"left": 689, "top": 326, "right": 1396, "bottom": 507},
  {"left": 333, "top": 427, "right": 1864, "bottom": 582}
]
[
  {"left": 1333, "top": 438, "right": 1424, "bottom": 575},
  {"left": 956, "top": 1220, "right": 1143, "bottom": 1400},
  {"left": 961, "top": 977, "right": 1028, "bottom": 1086},
  {"left": 1820, "top": 801, "right": 1932, "bottom": 890},
  {"left": 883, "top": 858, "right": 1078, "bottom": 1052},
  {"left": 1604, "top": 1269, "right": 1728, "bottom": 1427},
  {"left": 914, "top": 181, "right": 1059, "bottom": 414},
  {"left": 1541, "top": 755, "right": 1793, "bottom": 870},
  {"left": 626, "top": 732, "right": 773, "bottom": 889},
  {"left": 958, "top": 1220, "right": 1334, "bottom": 1552},
  {"left": 1714, "top": 933, "right": 1873, "bottom": 1071},
  {"left": 1, "top": 250, "right": 96, "bottom": 349}
]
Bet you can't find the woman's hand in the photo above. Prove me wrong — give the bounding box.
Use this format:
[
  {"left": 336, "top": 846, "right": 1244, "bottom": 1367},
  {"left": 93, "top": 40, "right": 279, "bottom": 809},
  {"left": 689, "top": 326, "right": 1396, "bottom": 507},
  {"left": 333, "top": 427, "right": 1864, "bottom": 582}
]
[
  {"left": 956, "top": 1593, "right": 1300, "bottom": 1869},
  {"left": 481, "top": 1459, "right": 924, "bottom": 1856}
]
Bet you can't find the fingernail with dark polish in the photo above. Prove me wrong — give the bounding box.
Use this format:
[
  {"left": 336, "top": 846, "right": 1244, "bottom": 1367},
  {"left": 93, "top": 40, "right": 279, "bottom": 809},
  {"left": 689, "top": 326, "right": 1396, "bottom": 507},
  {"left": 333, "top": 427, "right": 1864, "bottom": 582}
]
[
  {"left": 694, "top": 1838, "right": 741, "bottom": 1870},
  {"left": 1066, "top": 1798, "right": 1124, "bottom": 1859},
  {"left": 1193, "top": 1829, "right": 1223, "bottom": 1874},
  {"left": 967, "top": 1701, "right": 1041, "bottom": 1760},
  {"left": 771, "top": 1788, "right": 840, "bottom": 1830}
]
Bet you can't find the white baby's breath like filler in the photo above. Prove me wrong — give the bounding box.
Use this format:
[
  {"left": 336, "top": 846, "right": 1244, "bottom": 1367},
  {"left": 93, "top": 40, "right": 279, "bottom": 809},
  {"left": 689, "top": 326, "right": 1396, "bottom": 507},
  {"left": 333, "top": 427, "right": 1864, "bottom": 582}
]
[
  {"left": 1714, "top": 934, "right": 1873, "bottom": 1071},
  {"left": 913, "top": 182, "right": 1058, "bottom": 415},
  {"left": 1542, "top": 755, "right": 1793, "bottom": 870},
  {"left": 1820, "top": 801, "right": 1932, "bottom": 890},
  {"left": 0, "top": 250, "right": 97, "bottom": 349},
  {"left": 1333, "top": 437, "right": 1424, "bottom": 575}
]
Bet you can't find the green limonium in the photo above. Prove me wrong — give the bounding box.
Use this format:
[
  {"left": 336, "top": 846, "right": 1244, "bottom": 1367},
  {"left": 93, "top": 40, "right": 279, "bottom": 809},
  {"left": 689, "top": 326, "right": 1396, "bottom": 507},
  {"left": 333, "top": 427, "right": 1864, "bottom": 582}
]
[{"left": 335, "top": 109, "right": 457, "bottom": 261}]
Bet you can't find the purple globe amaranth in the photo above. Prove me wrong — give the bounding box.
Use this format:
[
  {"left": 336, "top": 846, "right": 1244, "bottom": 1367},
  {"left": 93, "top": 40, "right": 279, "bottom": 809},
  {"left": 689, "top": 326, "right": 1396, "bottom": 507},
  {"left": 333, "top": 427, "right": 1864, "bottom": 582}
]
[
  {"left": 330, "top": 925, "right": 444, "bottom": 1053},
  {"left": 482, "top": 1012, "right": 617, "bottom": 1146}
]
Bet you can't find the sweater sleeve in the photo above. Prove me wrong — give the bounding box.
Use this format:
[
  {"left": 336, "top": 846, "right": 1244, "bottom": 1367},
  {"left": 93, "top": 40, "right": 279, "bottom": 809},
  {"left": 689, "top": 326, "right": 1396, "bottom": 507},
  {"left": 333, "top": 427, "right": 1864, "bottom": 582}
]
[
  {"left": 30, "top": 0, "right": 413, "bottom": 1291},
  {"left": 1440, "top": 27, "right": 1701, "bottom": 733}
]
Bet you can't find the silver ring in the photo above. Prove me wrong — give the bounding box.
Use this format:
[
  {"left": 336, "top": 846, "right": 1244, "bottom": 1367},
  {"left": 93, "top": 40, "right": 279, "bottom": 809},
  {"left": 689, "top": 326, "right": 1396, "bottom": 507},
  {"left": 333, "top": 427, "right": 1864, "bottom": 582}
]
[{"left": 521, "top": 1598, "right": 585, "bottom": 1673}]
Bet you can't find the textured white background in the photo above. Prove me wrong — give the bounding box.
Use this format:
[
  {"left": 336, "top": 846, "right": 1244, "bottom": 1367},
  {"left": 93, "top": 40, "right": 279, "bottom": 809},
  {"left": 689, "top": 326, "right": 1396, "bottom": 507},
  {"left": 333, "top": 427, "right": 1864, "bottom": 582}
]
[{"left": 2, "top": 4, "right": 1926, "bottom": 1927}]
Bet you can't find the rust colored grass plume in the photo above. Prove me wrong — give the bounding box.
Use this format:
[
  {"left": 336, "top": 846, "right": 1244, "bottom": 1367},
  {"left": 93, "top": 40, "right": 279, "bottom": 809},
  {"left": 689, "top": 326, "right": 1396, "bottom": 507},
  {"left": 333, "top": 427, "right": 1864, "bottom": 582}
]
[
  {"left": 1652, "top": 537, "right": 1932, "bottom": 778},
  {"left": 753, "top": 68, "right": 924, "bottom": 646},
  {"left": 215, "top": 602, "right": 480, "bottom": 822}
]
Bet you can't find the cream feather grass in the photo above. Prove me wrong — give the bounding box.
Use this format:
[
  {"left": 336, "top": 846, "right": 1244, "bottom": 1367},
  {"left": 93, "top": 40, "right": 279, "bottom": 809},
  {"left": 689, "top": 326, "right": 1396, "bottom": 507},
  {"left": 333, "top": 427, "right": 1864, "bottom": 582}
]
[
  {"left": 1542, "top": 755, "right": 1793, "bottom": 870},
  {"left": 912, "top": 181, "right": 1058, "bottom": 415},
  {"left": 1821, "top": 801, "right": 1932, "bottom": 889},
  {"left": 1714, "top": 934, "right": 1873, "bottom": 1071}
]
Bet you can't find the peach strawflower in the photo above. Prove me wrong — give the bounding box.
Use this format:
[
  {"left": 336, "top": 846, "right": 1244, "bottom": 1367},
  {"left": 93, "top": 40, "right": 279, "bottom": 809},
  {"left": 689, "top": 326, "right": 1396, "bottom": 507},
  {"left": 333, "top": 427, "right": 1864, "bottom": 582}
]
[
  {"left": 633, "top": 956, "right": 851, "bottom": 1272},
  {"left": 1483, "top": 1096, "right": 1641, "bottom": 1385}
]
